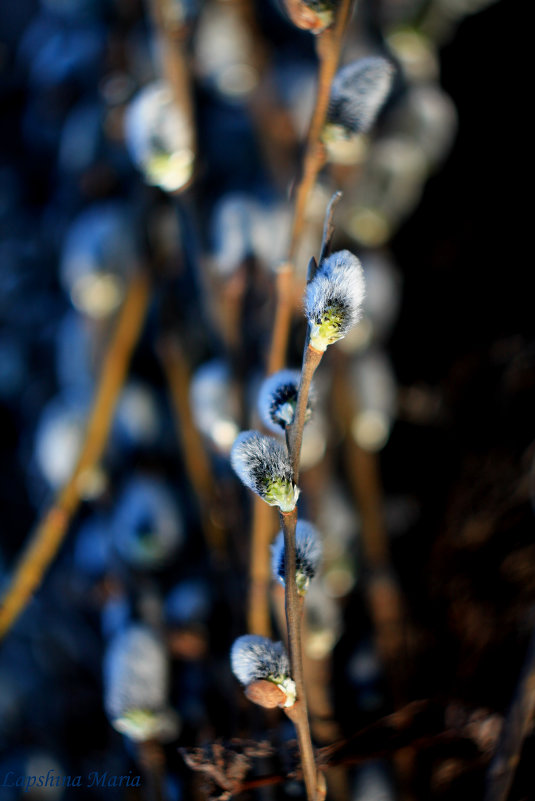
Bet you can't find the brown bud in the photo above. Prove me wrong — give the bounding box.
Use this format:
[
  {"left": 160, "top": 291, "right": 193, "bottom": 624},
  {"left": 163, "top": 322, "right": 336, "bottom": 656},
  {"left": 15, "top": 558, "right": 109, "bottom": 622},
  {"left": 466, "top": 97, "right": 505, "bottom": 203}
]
[
  {"left": 245, "top": 680, "right": 286, "bottom": 709},
  {"left": 281, "top": 0, "right": 333, "bottom": 34}
]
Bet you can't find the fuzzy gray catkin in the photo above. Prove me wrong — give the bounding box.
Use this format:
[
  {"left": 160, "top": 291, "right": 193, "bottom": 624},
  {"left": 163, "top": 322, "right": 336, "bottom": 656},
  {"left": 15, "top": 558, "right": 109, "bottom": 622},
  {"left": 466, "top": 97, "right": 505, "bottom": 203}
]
[
  {"left": 258, "top": 369, "right": 314, "bottom": 434},
  {"left": 305, "top": 249, "right": 366, "bottom": 351},
  {"left": 103, "top": 624, "right": 178, "bottom": 742},
  {"left": 271, "top": 520, "right": 322, "bottom": 594},
  {"left": 124, "top": 82, "right": 193, "bottom": 192},
  {"left": 230, "top": 430, "right": 299, "bottom": 512},
  {"left": 231, "top": 635, "right": 296, "bottom": 706},
  {"left": 325, "top": 57, "right": 394, "bottom": 140}
]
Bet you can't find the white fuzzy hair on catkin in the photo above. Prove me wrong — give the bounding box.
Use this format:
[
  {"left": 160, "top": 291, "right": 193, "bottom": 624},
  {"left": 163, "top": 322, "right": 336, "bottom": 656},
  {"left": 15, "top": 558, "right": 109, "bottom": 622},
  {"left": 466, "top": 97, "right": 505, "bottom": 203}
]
[
  {"left": 231, "top": 635, "right": 290, "bottom": 685},
  {"left": 305, "top": 250, "right": 366, "bottom": 335},
  {"left": 271, "top": 519, "right": 323, "bottom": 585},
  {"left": 257, "top": 369, "right": 314, "bottom": 433},
  {"left": 328, "top": 57, "right": 394, "bottom": 134},
  {"left": 230, "top": 430, "right": 293, "bottom": 495},
  {"left": 104, "top": 624, "right": 169, "bottom": 721}
]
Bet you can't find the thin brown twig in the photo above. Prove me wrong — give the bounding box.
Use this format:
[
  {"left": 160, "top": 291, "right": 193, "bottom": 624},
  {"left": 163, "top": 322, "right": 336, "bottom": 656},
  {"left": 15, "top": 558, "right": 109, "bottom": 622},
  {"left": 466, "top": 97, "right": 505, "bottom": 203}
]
[
  {"left": 266, "top": 1, "right": 354, "bottom": 375},
  {"left": 138, "top": 740, "right": 167, "bottom": 801},
  {"left": 0, "top": 271, "right": 151, "bottom": 643},
  {"left": 266, "top": 262, "right": 295, "bottom": 375},
  {"left": 288, "top": 0, "right": 353, "bottom": 262},
  {"left": 280, "top": 508, "right": 319, "bottom": 801},
  {"left": 157, "top": 337, "right": 226, "bottom": 556},
  {"left": 149, "top": 0, "right": 196, "bottom": 147},
  {"left": 331, "top": 352, "right": 408, "bottom": 667},
  {"left": 247, "top": 498, "right": 276, "bottom": 636},
  {"left": 330, "top": 351, "right": 417, "bottom": 799},
  {"left": 266, "top": 196, "right": 346, "bottom": 798},
  {"left": 275, "top": 199, "right": 343, "bottom": 798},
  {"left": 288, "top": 345, "right": 323, "bottom": 480}
]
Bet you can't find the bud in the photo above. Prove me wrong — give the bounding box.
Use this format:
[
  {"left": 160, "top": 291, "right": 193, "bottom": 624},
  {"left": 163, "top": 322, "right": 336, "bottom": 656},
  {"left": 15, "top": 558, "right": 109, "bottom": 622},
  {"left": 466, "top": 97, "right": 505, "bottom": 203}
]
[
  {"left": 111, "top": 476, "right": 184, "bottom": 570},
  {"left": 323, "top": 57, "right": 394, "bottom": 144},
  {"left": 272, "top": 520, "right": 322, "bottom": 595},
  {"left": 305, "top": 250, "right": 365, "bottom": 351},
  {"left": 258, "top": 369, "right": 314, "bottom": 434},
  {"left": 245, "top": 679, "right": 287, "bottom": 708},
  {"left": 113, "top": 382, "right": 161, "bottom": 450},
  {"left": 230, "top": 431, "right": 299, "bottom": 512},
  {"left": 34, "top": 396, "right": 85, "bottom": 490},
  {"left": 231, "top": 635, "right": 295, "bottom": 707},
  {"left": 194, "top": 1, "right": 257, "bottom": 100},
  {"left": 124, "top": 81, "right": 194, "bottom": 193},
  {"left": 350, "top": 349, "right": 396, "bottom": 452},
  {"left": 104, "top": 624, "right": 179, "bottom": 742},
  {"left": 280, "top": 0, "right": 337, "bottom": 34},
  {"left": 60, "top": 203, "right": 135, "bottom": 319},
  {"left": 190, "top": 359, "right": 240, "bottom": 455}
]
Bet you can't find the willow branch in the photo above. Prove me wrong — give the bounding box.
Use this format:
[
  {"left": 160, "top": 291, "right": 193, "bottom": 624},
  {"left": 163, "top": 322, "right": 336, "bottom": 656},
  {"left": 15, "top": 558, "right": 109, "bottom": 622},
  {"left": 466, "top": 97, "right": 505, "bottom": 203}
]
[
  {"left": 331, "top": 353, "right": 409, "bottom": 706},
  {"left": 0, "top": 271, "right": 151, "bottom": 642},
  {"left": 266, "top": 1, "right": 354, "bottom": 375},
  {"left": 288, "top": 345, "right": 323, "bottom": 480},
  {"left": 137, "top": 740, "right": 166, "bottom": 801},
  {"left": 157, "top": 336, "right": 226, "bottom": 556},
  {"left": 278, "top": 335, "right": 326, "bottom": 797},
  {"left": 248, "top": 497, "right": 276, "bottom": 636},
  {"left": 280, "top": 508, "right": 319, "bottom": 801},
  {"left": 274, "top": 195, "right": 347, "bottom": 798},
  {"left": 288, "top": 0, "right": 353, "bottom": 261},
  {"left": 267, "top": 262, "right": 295, "bottom": 375},
  {"left": 148, "top": 0, "right": 196, "bottom": 170}
]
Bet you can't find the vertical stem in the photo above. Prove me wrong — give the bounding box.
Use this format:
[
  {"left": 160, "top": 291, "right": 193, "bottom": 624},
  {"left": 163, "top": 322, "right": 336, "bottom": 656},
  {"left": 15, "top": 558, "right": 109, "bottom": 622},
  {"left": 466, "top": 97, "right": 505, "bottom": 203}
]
[
  {"left": 137, "top": 740, "right": 166, "bottom": 801},
  {"left": 288, "top": 0, "right": 354, "bottom": 262},
  {"left": 279, "top": 341, "right": 325, "bottom": 800},
  {"left": 157, "top": 336, "right": 226, "bottom": 555},
  {"left": 288, "top": 345, "right": 324, "bottom": 480},
  {"left": 331, "top": 352, "right": 410, "bottom": 706},
  {"left": 149, "top": 0, "right": 196, "bottom": 156},
  {"left": 267, "top": 262, "right": 295, "bottom": 375},
  {"left": 248, "top": 498, "right": 276, "bottom": 636},
  {"left": 266, "top": 0, "right": 354, "bottom": 373},
  {"left": 275, "top": 195, "right": 346, "bottom": 799},
  {"left": 280, "top": 508, "right": 318, "bottom": 801}
]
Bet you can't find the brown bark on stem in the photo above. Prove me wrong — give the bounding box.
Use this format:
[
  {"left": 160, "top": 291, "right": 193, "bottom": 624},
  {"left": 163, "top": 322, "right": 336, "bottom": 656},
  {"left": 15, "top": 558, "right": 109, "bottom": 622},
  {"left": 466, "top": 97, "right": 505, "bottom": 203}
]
[
  {"left": 248, "top": 498, "right": 276, "bottom": 636},
  {"left": 280, "top": 507, "right": 319, "bottom": 801},
  {"left": 137, "top": 739, "right": 166, "bottom": 801},
  {"left": 266, "top": 0, "right": 354, "bottom": 373},
  {"left": 267, "top": 262, "right": 295, "bottom": 375},
  {"left": 158, "top": 336, "right": 226, "bottom": 556},
  {"left": 149, "top": 0, "right": 196, "bottom": 164},
  {"left": 288, "top": 345, "right": 324, "bottom": 480},
  {"left": 288, "top": 0, "right": 354, "bottom": 262}
]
